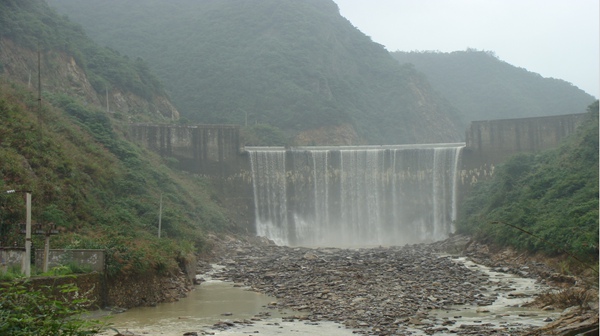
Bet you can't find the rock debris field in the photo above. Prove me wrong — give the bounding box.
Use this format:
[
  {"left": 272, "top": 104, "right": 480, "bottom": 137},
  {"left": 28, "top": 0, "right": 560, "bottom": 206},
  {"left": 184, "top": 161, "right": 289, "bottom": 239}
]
[{"left": 203, "top": 238, "right": 555, "bottom": 335}]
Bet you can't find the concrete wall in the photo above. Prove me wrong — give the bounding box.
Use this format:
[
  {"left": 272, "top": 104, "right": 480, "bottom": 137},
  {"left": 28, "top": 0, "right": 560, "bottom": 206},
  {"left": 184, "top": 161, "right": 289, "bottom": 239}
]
[
  {"left": 214, "top": 151, "right": 255, "bottom": 232},
  {"left": 0, "top": 247, "right": 25, "bottom": 269},
  {"left": 464, "top": 113, "right": 586, "bottom": 167},
  {"left": 34, "top": 249, "right": 105, "bottom": 273},
  {"left": 19, "top": 271, "right": 193, "bottom": 310},
  {"left": 1, "top": 248, "right": 104, "bottom": 273},
  {"left": 129, "top": 114, "right": 585, "bottom": 182},
  {"left": 8, "top": 252, "right": 196, "bottom": 309},
  {"left": 127, "top": 114, "right": 587, "bottom": 234},
  {"left": 128, "top": 124, "right": 242, "bottom": 175},
  {"left": 128, "top": 123, "right": 255, "bottom": 231},
  {"left": 22, "top": 273, "right": 104, "bottom": 309},
  {"left": 457, "top": 112, "right": 587, "bottom": 206}
]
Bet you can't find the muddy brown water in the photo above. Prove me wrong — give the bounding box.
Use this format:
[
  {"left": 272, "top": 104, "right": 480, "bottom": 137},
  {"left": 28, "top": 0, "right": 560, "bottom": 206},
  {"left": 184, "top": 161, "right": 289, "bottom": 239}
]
[
  {"left": 97, "top": 275, "right": 354, "bottom": 335},
  {"left": 98, "top": 258, "right": 560, "bottom": 336}
]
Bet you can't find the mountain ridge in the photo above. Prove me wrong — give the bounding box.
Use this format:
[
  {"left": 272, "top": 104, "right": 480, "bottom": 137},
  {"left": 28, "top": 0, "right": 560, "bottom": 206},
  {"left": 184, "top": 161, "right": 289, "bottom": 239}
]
[
  {"left": 47, "top": 0, "right": 464, "bottom": 145},
  {"left": 0, "top": 0, "right": 180, "bottom": 122},
  {"left": 0, "top": 0, "right": 231, "bottom": 284},
  {"left": 392, "top": 50, "right": 596, "bottom": 130}
]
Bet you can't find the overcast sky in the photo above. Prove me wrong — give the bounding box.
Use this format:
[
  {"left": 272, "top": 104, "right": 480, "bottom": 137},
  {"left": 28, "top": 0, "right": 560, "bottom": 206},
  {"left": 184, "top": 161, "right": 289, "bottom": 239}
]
[{"left": 334, "top": 0, "right": 599, "bottom": 98}]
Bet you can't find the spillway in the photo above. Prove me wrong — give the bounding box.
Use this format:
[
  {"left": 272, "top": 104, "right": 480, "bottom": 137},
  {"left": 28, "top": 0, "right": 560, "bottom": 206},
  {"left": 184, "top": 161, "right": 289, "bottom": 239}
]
[{"left": 248, "top": 144, "right": 464, "bottom": 247}]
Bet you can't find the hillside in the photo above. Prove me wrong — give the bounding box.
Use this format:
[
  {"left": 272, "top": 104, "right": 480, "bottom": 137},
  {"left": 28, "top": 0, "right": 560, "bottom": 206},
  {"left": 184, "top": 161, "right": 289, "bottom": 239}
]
[
  {"left": 47, "top": 0, "right": 462, "bottom": 145},
  {"left": 0, "top": 0, "right": 235, "bottom": 279},
  {"left": 0, "top": 0, "right": 178, "bottom": 122},
  {"left": 0, "top": 79, "right": 236, "bottom": 277},
  {"left": 392, "top": 50, "right": 596, "bottom": 130},
  {"left": 457, "top": 101, "right": 599, "bottom": 266}
]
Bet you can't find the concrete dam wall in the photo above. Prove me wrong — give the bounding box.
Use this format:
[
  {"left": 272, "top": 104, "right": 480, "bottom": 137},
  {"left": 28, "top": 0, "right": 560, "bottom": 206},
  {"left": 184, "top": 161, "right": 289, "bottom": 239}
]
[
  {"left": 460, "top": 113, "right": 586, "bottom": 185},
  {"left": 128, "top": 112, "right": 587, "bottom": 244},
  {"left": 247, "top": 144, "right": 463, "bottom": 247},
  {"left": 129, "top": 113, "right": 586, "bottom": 178},
  {"left": 464, "top": 113, "right": 586, "bottom": 165},
  {"left": 128, "top": 123, "right": 243, "bottom": 175}
]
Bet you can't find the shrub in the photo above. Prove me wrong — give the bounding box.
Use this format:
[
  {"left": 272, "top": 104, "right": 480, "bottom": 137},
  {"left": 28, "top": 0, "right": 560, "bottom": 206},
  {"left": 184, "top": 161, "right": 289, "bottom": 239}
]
[
  {"left": 0, "top": 265, "right": 25, "bottom": 282},
  {"left": 0, "top": 282, "right": 106, "bottom": 335},
  {"left": 457, "top": 102, "right": 599, "bottom": 264},
  {"left": 534, "top": 287, "right": 597, "bottom": 309}
]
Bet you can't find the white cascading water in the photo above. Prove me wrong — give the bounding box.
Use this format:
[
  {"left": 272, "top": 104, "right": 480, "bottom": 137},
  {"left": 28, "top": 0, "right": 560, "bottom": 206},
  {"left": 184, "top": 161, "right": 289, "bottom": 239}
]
[{"left": 248, "top": 144, "right": 464, "bottom": 247}]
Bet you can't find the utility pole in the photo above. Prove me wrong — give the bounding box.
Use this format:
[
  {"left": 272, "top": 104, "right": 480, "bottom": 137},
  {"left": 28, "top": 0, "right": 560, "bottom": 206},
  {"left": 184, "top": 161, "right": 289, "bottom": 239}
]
[
  {"left": 37, "top": 48, "right": 41, "bottom": 112},
  {"left": 37, "top": 46, "right": 43, "bottom": 147},
  {"left": 35, "top": 223, "right": 58, "bottom": 273},
  {"left": 43, "top": 227, "right": 50, "bottom": 272},
  {"left": 6, "top": 190, "right": 32, "bottom": 277},
  {"left": 158, "top": 193, "right": 162, "bottom": 238},
  {"left": 24, "top": 192, "right": 31, "bottom": 277}
]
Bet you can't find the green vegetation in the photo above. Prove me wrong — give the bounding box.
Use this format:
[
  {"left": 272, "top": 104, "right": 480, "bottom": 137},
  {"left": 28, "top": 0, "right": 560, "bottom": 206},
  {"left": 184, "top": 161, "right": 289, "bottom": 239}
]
[
  {"left": 0, "top": 0, "right": 237, "bottom": 285},
  {"left": 457, "top": 101, "right": 599, "bottom": 265},
  {"left": 39, "top": 264, "right": 93, "bottom": 277},
  {"left": 0, "top": 264, "right": 91, "bottom": 282},
  {"left": 0, "top": 282, "right": 105, "bottom": 335},
  {"left": 47, "top": 0, "right": 462, "bottom": 145},
  {"left": 535, "top": 287, "right": 596, "bottom": 309},
  {"left": 0, "top": 79, "right": 234, "bottom": 278},
  {"left": 0, "top": 265, "right": 25, "bottom": 282},
  {"left": 241, "top": 124, "right": 292, "bottom": 147},
  {"left": 0, "top": 0, "right": 163, "bottom": 100},
  {"left": 0, "top": 0, "right": 595, "bottom": 289},
  {"left": 392, "top": 50, "right": 596, "bottom": 130}
]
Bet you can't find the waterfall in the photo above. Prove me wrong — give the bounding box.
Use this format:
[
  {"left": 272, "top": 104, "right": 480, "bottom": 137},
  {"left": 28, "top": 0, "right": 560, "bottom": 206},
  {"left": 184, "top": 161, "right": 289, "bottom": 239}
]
[
  {"left": 249, "top": 150, "right": 289, "bottom": 244},
  {"left": 248, "top": 144, "right": 464, "bottom": 247}
]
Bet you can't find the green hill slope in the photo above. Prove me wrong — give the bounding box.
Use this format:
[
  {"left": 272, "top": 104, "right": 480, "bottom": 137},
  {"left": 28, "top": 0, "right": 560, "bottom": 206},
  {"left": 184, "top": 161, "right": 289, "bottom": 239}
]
[
  {"left": 0, "top": 0, "right": 234, "bottom": 278},
  {"left": 0, "top": 0, "right": 178, "bottom": 122},
  {"left": 392, "top": 50, "right": 596, "bottom": 130},
  {"left": 0, "top": 80, "right": 234, "bottom": 277},
  {"left": 48, "top": 0, "right": 462, "bottom": 145},
  {"left": 458, "top": 101, "right": 599, "bottom": 264}
]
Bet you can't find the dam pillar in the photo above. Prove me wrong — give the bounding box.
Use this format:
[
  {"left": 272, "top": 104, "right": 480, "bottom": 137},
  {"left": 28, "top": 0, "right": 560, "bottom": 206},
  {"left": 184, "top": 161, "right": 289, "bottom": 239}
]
[
  {"left": 458, "top": 113, "right": 587, "bottom": 204},
  {"left": 127, "top": 124, "right": 255, "bottom": 232}
]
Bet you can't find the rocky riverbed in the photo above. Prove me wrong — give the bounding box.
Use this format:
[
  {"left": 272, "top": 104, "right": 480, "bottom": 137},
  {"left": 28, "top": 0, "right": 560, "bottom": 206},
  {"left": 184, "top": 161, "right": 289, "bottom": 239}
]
[{"left": 199, "top": 235, "right": 594, "bottom": 336}]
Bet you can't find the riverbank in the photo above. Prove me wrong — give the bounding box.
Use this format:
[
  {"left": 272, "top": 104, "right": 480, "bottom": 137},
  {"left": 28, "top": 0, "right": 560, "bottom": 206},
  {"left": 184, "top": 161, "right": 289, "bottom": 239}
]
[
  {"left": 101, "top": 234, "right": 597, "bottom": 335},
  {"left": 202, "top": 234, "right": 597, "bottom": 336}
]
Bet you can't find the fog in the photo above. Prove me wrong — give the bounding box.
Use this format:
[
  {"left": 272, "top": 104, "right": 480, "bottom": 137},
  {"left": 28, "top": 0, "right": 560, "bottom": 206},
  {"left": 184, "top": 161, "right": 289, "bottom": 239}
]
[{"left": 335, "top": 0, "right": 600, "bottom": 97}]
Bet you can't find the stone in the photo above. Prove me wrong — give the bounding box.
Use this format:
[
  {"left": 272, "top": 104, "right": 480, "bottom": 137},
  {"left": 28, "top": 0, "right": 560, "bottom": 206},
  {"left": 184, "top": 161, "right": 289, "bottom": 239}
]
[
  {"left": 200, "top": 236, "right": 574, "bottom": 336},
  {"left": 303, "top": 252, "right": 319, "bottom": 260}
]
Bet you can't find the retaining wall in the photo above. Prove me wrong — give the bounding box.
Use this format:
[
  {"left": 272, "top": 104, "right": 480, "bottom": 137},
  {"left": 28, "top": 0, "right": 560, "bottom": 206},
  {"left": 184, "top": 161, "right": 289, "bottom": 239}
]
[
  {"left": 128, "top": 114, "right": 588, "bottom": 234},
  {"left": 21, "top": 273, "right": 104, "bottom": 309},
  {"left": 128, "top": 123, "right": 242, "bottom": 175},
  {"left": 0, "top": 247, "right": 25, "bottom": 269},
  {"left": 34, "top": 249, "right": 105, "bottom": 273},
  {"left": 454, "top": 112, "right": 588, "bottom": 217},
  {"left": 463, "top": 113, "right": 586, "bottom": 167}
]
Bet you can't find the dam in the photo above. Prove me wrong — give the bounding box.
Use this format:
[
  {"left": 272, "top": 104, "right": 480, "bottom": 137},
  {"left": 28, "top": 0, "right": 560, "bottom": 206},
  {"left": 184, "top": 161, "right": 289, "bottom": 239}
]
[
  {"left": 128, "top": 112, "right": 586, "bottom": 246},
  {"left": 247, "top": 144, "right": 463, "bottom": 247}
]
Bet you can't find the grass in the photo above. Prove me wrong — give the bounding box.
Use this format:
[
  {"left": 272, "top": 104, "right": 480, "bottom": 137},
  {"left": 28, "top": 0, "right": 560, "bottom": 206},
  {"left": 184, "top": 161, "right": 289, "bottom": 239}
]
[
  {"left": 0, "top": 78, "right": 235, "bottom": 280},
  {"left": 534, "top": 287, "right": 598, "bottom": 310}
]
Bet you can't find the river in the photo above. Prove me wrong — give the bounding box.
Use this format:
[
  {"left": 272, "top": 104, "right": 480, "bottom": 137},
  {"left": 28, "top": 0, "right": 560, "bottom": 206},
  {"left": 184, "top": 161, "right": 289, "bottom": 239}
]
[
  {"left": 97, "top": 268, "right": 355, "bottom": 336},
  {"left": 97, "top": 256, "right": 559, "bottom": 336}
]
